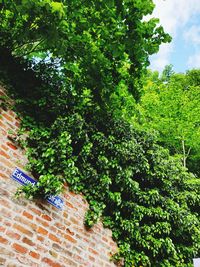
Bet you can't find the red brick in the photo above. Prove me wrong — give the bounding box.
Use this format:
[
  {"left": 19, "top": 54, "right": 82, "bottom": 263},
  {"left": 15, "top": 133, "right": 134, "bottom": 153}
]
[
  {"left": 0, "top": 188, "right": 9, "bottom": 197},
  {"left": 29, "top": 207, "right": 41, "bottom": 216},
  {"left": 37, "top": 235, "right": 45, "bottom": 242},
  {"left": 0, "top": 226, "right": 5, "bottom": 233},
  {"left": 70, "top": 217, "right": 79, "bottom": 225},
  {"left": 36, "top": 217, "right": 49, "bottom": 227},
  {"left": 65, "top": 201, "right": 74, "bottom": 208},
  {"left": 0, "top": 150, "right": 10, "bottom": 159},
  {"left": 22, "top": 237, "right": 35, "bottom": 246},
  {"left": 6, "top": 142, "right": 17, "bottom": 150},
  {"left": 42, "top": 257, "right": 63, "bottom": 267},
  {"left": 37, "top": 226, "right": 48, "bottom": 236},
  {"left": 6, "top": 230, "right": 20, "bottom": 240},
  {"left": 2, "top": 113, "right": 13, "bottom": 122},
  {"left": 49, "top": 233, "right": 60, "bottom": 243},
  {"left": 64, "top": 234, "right": 77, "bottom": 243},
  {"left": 0, "top": 121, "right": 7, "bottom": 130},
  {"left": 13, "top": 223, "right": 33, "bottom": 237},
  {"left": 3, "top": 220, "right": 12, "bottom": 227},
  {"left": 0, "top": 172, "right": 8, "bottom": 180},
  {"left": 0, "top": 157, "right": 13, "bottom": 168},
  {"left": 15, "top": 217, "right": 37, "bottom": 231},
  {"left": 1, "top": 208, "right": 12, "bottom": 218},
  {"left": 54, "top": 222, "right": 65, "bottom": 231},
  {"left": 1, "top": 144, "right": 8, "bottom": 151},
  {"left": 61, "top": 256, "right": 78, "bottom": 266},
  {"left": 0, "top": 199, "right": 11, "bottom": 208},
  {"left": 41, "top": 214, "right": 52, "bottom": 221},
  {"left": 0, "top": 236, "right": 9, "bottom": 244},
  {"left": 89, "top": 247, "right": 99, "bottom": 256},
  {"left": 15, "top": 121, "right": 20, "bottom": 127},
  {"left": 102, "top": 236, "right": 109, "bottom": 242},
  {"left": 12, "top": 243, "right": 28, "bottom": 254},
  {"left": 29, "top": 251, "right": 40, "bottom": 260},
  {"left": 22, "top": 211, "right": 33, "bottom": 220},
  {"left": 89, "top": 255, "right": 95, "bottom": 262}
]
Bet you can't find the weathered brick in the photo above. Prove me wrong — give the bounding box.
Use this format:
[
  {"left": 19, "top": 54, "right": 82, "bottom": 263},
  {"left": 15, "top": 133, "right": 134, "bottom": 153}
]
[
  {"left": 36, "top": 216, "right": 49, "bottom": 227},
  {"left": 0, "top": 257, "right": 6, "bottom": 265},
  {"left": 0, "top": 150, "right": 10, "bottom": 159},
  {"left": 0, "top": 236, "right": 9, "bottom": 244},
  {"left": 12, "top": 243, "right": 28, "bottom": 254},
  {"left": 0, "top": 247, "right": 14, "bottom": 257},
  {"left": 0, "top": 188, "right": 9, "bottom": 197},
  {"left": 52, "top": 243, "right": 63, "bottom": 252},
  {"left": 89, "top": 247, "right": 99, "bottom": 256},
  {"left": 49, "top": 233, "right": 60, "bottom": 243},
  {"left": 0, "top": 226, "right": 5, "bottom": 233},
  {"left": 64, "top": 234, "right": 77, "bottom": 244},
  {"left": 6, "top": 142, "right": 17, "bottom": 150},
  {"left": 2, "top": 113, "right": 13, "bottom": 122},
  {"left": 15, "top": 216, "right": 37, "bottom": 231},
  {"left": 6, "top": 230, "right": 20, "bottom": 240},
  {"left": 42, "top": 257, "right": 63, "bottom": 267},
  {"left": 60, "top": 256, "right": 78, "bottom": 267},
  {"left": 13, "top": 223, "right": 33, "bottom": 237},
  {"left": 0, "top": 198, "right": 11, "bottom": 208},
  {"left": 41, "top": 214, "right": 52, "bottom": 221},
  {"left": 37, "top": 226, "right": 48, "bottom": 236},
  {"left": 0, "top": 207, "right": 12, "bottom": 218},
  {"left": 29, "top": 207, "right": 42, "bottom": 216},
  {"left": 49, "top": 250, "right": 58, "bottom": 258},
  {"left": 70, "top": 217, "right": 79, "bottom": 225},
  {"left": 22, "top": 211, "right": 33, "bottom": 220},
  {"left": 22, "top": 237, "right": 35, "bottom": 246},
  {"left": 37, "top": 235, "right": 45, "bottom": 242},
  {"left": 29, "top": 251, "right": 40, "bottom": 260},
  {"left": 0, "top": 157, "right": 14, "bottom": 168},
  {"left": 54, "top": 222, "right": 65, "bottom": 231}
]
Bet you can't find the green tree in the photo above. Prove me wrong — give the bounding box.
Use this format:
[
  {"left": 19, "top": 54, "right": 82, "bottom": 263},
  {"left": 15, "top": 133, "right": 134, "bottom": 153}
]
[
  {"left": 137, "top": 69, "right": 200, "bottom": 172},
  {"left": 0, "top": 0, "right": 171, "bottom": 104}
]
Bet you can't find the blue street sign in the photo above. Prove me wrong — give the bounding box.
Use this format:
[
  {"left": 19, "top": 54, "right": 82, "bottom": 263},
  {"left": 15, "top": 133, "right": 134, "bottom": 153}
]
[{"left": 11, "top": 168, "right": 64, "bottom": 210}]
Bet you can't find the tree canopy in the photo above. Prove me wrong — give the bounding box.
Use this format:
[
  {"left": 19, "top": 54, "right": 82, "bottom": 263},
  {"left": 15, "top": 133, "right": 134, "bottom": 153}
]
[{"left": 137, "top": 68, "right": 200, "bottom": 174}]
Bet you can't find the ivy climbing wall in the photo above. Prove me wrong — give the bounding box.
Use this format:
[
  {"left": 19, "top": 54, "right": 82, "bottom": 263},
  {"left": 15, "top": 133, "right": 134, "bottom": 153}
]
[{"left": 0, "top": 85, "right": 118, "bottom": 267}]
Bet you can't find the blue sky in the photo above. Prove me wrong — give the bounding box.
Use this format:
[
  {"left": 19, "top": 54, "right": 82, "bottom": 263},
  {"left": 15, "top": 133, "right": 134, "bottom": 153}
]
[{"left": 149, "top": 0, "right": 200, "bottom": 73}]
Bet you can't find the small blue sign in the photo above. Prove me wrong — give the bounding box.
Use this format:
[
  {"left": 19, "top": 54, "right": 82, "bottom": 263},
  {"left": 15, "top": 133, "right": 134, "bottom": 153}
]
[{"left": 11, "top": 168, "right": 64, "bottom": 210}]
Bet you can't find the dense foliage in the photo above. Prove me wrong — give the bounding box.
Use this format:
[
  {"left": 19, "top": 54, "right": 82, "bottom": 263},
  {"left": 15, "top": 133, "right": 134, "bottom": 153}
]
[
  {"left": 0, "top": 1, "right": 199, "bottom": 267},
  {"left": 137, "top": 68, "right": 200, "bottom": 175}
]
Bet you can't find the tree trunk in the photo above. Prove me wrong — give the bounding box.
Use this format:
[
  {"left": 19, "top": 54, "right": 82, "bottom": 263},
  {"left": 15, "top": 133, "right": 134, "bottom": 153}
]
[{"left": 182, "top": 140, "right": 191, "bottom": 168}]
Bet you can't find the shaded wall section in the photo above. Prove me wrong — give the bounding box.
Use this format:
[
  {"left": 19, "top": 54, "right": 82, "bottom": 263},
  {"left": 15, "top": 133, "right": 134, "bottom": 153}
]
[{"left": 0, "top": 85, "right": 118, "bottom": 267}]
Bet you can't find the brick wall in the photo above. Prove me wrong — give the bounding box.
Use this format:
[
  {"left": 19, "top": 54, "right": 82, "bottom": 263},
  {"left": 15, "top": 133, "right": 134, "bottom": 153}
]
[{"left": 0, "top": 85, "right": 118, "bottom": 267}]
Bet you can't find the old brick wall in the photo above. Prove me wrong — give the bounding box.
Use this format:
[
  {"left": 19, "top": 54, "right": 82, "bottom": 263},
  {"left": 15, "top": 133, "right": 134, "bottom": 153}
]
[{"left": 0, "top": 85, "right": 118, "bottom": 267}]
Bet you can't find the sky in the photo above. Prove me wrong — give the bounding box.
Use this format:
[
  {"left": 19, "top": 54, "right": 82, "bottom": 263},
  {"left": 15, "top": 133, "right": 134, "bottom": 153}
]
[{"left": 149, "top": 0, "right": 200, "bottom": 73}]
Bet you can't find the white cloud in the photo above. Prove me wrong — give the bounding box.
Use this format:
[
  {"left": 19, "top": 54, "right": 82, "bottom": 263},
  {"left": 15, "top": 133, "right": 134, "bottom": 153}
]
[
  {"left": 187, "top": 53, "right": 200, "bottom": 69},
  {"left": 150, "top": 43, "right": 173, "bottom": 71},
  {"left": 149, "top": 0, "right": 200, "bottom": 72},
  {"left": 184, "top": 25, "right": 200, "bottom": 46}
]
